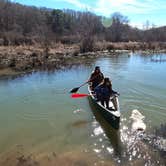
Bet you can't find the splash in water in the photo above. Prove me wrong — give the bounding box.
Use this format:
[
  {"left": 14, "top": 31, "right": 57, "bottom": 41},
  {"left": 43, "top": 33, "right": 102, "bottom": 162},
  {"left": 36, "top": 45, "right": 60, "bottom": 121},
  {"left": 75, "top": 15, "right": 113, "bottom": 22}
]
[{"left": 130, "top": 109, "right": 146, "bottom": 132}]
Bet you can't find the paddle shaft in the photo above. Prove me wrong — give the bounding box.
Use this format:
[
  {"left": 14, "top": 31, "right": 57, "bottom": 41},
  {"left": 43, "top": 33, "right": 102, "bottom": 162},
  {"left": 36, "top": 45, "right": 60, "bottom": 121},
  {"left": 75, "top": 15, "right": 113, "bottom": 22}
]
[
  {"left": 70, "top": 81, "right": 89, "bottom": 93},
  {"left": 78, "top": 81, "right": 89, "bottom": 88},
  {"left": 70, "top": 73, "right": 103, "bottom": 93}
]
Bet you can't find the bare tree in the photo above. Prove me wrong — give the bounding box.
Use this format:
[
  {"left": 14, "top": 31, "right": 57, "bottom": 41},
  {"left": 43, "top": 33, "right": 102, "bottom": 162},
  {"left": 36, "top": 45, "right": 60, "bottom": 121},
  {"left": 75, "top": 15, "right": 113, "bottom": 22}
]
[
  {"left": 105, "top": 12, "right": 129, "bottom": 42},
  {"left": 0, "top": 1, "right": 165, "bottom": 45}
]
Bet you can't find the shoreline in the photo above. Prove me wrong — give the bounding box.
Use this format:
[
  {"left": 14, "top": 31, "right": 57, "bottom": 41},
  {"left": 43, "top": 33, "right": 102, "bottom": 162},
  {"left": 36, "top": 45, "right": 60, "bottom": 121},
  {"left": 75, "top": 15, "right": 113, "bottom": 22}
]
[{"left": 0, "top": 42, "right": 166, "bottom": 78}]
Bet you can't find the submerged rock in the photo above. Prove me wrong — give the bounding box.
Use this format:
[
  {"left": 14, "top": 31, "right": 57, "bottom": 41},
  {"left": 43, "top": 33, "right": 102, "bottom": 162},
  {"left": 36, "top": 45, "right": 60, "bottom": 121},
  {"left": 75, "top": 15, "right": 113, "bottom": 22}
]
[{"left": 71, "top": 120, "right": 88, "bottom": 128}]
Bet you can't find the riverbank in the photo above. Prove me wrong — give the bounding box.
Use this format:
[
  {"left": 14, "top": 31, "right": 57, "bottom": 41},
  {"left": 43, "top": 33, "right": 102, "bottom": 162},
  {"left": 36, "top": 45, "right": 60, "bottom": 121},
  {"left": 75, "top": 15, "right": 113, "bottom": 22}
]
[
  {"left": 0, "top": 44, "right": 79, "bottom": 78},
  {"left": 0, "top": 42, "right": 166, "bottom": 78},
  {"left": 0, "top": 147, "right": 114, "bottom": 166}
]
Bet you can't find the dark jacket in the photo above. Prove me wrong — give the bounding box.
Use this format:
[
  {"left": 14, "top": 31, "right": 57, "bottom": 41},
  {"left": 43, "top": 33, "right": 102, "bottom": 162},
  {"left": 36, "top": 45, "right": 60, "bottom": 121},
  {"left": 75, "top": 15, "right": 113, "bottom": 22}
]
[
  {"left": 94, "top": 84, "right": 112, "bottom": 101},
  {"left": 89, "top": 72, "right": 104, "bottom": 88}
]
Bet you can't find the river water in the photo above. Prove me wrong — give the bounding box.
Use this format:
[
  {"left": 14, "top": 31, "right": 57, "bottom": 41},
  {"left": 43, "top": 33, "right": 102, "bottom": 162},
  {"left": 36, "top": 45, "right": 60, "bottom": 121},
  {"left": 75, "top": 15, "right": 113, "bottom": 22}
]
[{"left": 0, "top": 53, "right": 166, "bottom": 165}]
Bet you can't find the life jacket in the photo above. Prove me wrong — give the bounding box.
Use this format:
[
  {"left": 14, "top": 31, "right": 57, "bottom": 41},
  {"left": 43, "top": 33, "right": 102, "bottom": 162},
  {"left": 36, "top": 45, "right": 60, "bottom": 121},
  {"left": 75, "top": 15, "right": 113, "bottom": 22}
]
[{"left": 94, "top": 85, "right": 110, "bottom": 99}]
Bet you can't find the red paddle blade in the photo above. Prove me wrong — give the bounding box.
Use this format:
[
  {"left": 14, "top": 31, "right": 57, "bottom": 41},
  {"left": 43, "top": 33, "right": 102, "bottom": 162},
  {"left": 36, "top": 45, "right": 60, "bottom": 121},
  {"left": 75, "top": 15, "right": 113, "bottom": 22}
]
[{"left": 71, "top": 93, "right": 89, "bottom": 98}]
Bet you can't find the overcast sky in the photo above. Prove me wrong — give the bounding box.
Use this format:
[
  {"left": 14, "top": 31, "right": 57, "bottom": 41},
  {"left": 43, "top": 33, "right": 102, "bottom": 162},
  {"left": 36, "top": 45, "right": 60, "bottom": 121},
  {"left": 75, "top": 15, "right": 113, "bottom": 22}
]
[{"left": 12, "top": 0, "right": 166, "bottom": 29}]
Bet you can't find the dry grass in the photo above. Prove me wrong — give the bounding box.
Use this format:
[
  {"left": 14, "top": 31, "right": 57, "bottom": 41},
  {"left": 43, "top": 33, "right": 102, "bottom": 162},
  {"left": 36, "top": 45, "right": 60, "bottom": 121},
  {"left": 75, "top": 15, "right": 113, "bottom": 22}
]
[
  {"left": 0, "top": 68, "right": 22, "bottom": 77},
  {"left": 93, "top": 41, "right": 166, "bottom": 52},
  {"left": 0, "top": 42, "right": 165, "bottom": 77}
]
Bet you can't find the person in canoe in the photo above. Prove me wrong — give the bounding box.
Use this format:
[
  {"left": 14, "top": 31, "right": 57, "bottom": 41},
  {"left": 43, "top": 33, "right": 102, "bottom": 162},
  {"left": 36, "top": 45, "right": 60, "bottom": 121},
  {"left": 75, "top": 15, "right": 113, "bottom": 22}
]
[
  {"left": 94, "top": 77, "right": 119, "bottom": 111},
  {"left": 89, "top": 66, "right": 104, "bottom": 90}
]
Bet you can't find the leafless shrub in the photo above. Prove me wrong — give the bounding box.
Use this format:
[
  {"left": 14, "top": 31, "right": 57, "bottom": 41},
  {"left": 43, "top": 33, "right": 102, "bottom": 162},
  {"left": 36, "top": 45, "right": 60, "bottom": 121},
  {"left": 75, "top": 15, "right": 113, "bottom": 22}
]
[{"left": 80, "top": 36, "right": 95, "bottom": 53}]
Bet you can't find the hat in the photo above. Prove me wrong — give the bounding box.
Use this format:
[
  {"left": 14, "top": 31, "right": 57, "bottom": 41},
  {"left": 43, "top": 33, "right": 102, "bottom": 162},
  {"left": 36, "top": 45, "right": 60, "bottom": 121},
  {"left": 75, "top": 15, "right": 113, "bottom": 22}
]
[
  {"left": 95, "top": 66, "right": 100, "bottom": 70},
  {"left": 104, "top": 77, "right": 110, "bottom": 82}
]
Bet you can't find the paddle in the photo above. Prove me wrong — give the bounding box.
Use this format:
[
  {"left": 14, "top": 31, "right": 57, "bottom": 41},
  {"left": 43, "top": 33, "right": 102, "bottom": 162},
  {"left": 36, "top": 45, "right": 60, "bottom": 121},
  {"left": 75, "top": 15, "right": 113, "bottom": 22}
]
[
  {"left": 70, "top": 74, "right": 101, "bottom": 93},
  {"left": 71, "top": 93, "right": 90, "bottom": 98},
  {"left": 70, "top": 81, "right": 89, "bottom": 93},
  {"left": 70, "top": 70, "right": 106, "bottom": 94},
  {"left": 71, "top": 92, "right": 120, "bottom": 99}
]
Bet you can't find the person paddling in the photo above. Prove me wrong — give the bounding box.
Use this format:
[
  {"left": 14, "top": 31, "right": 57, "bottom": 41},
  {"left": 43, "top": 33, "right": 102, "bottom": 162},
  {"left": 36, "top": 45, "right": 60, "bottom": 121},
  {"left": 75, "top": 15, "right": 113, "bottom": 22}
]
[
  {"left": 94, "top": 77, "right": 119, "bottom": 111},
  {"left": 89, "top": 66, "right": 104, "bottom": 90},
  {"left": 70, "top": 66, "right": 103, "bottom": 93}
]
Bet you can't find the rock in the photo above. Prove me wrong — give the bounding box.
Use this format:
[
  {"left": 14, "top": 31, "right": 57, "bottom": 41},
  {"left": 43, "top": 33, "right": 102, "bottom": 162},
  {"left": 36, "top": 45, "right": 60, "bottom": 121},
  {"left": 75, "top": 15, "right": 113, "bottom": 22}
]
[
  {"left": 52, "top": 152, "right": 57, "bottom": 158},
  {"left": 31, "top": 52, "right": 38, "bottom": 57}
]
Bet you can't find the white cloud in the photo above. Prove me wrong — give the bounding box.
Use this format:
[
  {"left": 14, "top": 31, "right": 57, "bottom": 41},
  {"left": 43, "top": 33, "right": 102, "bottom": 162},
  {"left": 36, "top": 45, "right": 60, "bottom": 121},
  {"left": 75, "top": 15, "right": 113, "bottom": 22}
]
[
  {"left": 54, "top": 0, "right": 166, "bottom": 16},
  {"left": 92, "top": 0, "right": 166, "bottom": 28},
  {"left": 93, "top": 0, "right": 166, "bottom": 16},
  {"left": 53, "top": 0, "right": 166, "bottom": 28},
  {"left": 130, "top": 22, "right": 143, "bottom": 29}
]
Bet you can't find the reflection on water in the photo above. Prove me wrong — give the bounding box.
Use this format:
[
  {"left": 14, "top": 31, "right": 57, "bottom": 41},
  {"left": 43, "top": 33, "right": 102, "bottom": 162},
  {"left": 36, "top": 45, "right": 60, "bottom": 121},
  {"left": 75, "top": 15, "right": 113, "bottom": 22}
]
[
  {"left": 151, "top": 53, "right": 166, "bottom": 62},
  {"left": 89, "top": 98, "right": 122, "bottom": 160},
  {"left": 120, "top": 119, "right": 166, "bottom": 165},
  {"left": 89, "top": 95, "right": 165, "bottom": 165}
]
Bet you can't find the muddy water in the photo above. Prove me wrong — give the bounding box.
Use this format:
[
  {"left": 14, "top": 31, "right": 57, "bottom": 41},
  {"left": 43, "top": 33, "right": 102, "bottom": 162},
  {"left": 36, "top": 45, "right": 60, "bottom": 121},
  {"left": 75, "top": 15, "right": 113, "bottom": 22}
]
[{"left": 0, "top": 53, "right": 166, "bottom": 165}]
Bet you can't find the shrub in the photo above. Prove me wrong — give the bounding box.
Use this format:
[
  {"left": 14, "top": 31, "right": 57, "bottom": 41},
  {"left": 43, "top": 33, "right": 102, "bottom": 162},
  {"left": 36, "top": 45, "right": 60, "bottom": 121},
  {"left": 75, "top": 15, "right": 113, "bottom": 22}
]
[{"left": 80, "top": 36, "right": 95, "bottom": 53}]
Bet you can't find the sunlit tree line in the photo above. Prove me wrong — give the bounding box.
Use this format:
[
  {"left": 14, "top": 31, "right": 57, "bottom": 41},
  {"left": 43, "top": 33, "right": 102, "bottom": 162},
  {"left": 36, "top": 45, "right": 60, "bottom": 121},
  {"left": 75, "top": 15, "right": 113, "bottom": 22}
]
[{"left": 0, "top": 0, "right": 165, "bottom": 46}]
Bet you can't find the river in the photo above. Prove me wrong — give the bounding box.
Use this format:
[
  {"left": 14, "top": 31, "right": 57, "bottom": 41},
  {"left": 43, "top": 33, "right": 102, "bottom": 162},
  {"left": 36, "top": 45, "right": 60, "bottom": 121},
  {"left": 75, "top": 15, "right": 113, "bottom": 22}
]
[{"left": 0, "top": 53, "right": 165, "bottom": 165}]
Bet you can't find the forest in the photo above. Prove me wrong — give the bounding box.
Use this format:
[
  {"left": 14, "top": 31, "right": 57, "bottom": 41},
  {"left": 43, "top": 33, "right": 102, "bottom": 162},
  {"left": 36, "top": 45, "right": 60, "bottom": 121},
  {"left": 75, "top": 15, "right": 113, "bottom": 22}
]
[{"left": 0, "top": 0, "right": 166, "bottom": 48}]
